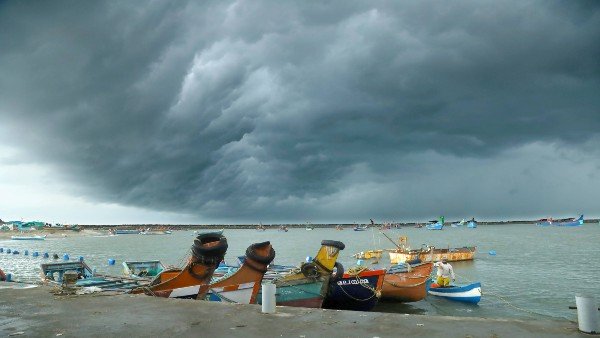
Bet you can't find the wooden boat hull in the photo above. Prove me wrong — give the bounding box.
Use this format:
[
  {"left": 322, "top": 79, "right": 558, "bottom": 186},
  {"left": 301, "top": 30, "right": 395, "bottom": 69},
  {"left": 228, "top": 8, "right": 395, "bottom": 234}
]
[
  {"left": 428, "top": 282, "right": 482, "bottom": 304},
  {"left": 389, "top": 247, "right": 476, "bottom": 264},
  {"left": 323, "top": 269, "right": 385, "bottom": 311},
  {"left": 381, "top": 263, "right": 433, "bottom": 302}
]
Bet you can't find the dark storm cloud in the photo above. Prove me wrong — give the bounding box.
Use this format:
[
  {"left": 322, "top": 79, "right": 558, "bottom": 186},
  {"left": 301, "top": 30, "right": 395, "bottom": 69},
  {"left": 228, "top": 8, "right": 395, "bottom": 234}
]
[{"left": 0, "top": 1, "right": 599, "bottom": 221}]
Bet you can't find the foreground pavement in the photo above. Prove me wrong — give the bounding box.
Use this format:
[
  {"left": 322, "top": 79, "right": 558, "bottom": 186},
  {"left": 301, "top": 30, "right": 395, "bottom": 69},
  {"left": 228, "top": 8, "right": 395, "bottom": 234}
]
[{"left": 0, "top": 284, "right": 585, "bottom": 337}]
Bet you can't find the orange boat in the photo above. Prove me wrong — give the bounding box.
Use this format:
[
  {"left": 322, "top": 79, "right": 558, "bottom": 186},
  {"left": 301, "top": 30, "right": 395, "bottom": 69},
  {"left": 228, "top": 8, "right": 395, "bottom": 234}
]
[
  {"left": 131, "top": 232, "right": 228, "bottom": 298},
  {"left": 204, "top": 241, "right": 275, "bottom": 303},
  {"left": 380, "top": 262, "right": 433, "bottom": 302}
]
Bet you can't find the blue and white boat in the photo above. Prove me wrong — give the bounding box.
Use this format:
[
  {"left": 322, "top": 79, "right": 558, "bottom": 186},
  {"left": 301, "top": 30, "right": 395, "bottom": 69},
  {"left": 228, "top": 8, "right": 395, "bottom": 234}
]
[
  {"left": 451, "top": 219, "right": 465, "bottom": 227},
  {"left": 467, "top": 219, "right": 477, "bottom": 228},
  {"left": 353, "top": 224, "right": 368, "bottom": 231},
  {"left": 428, "top": 282, "right": 482, "bottom": 304},
  {"left": 426, "top": 222, "right": 443, "bottom": 230},
  {"left": 554, "top": 215, "right": 584, "bottom": 227}
]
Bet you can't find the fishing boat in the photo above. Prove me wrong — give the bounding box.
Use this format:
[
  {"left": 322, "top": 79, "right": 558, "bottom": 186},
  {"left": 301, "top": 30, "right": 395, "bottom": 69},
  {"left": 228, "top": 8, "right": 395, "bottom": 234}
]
[
  {"left": 425, "top": 222, "right": 443, "bottom": 230},
  {"left": 122, "top": 260, "right": 166, "bottom": 279},
  {"left": 353, "top": 224, "right": 368, "bottom": 231},
  {"left": 381, "top": 262, "right": 433, "bottom": 302},
  {"left": 352, "top": 250, "right": 383, "bottom": 261},
  {"left": 335, "top": 225, "right": 344, "bottom": 230},
  {"left": 451, "top": 219, "right": 465, "bottom": 227},
  {"left": 41, "top": 261, "right": 145, "bottom": 291},
  {"left": 554, "top": 215, "right": 584, "bottom": 227},
  {"left": 389, "top": 245, "right": 476, "bottom": 264},
  {"left": 305, "top": 222, "right": 315, "bottom": 231},
  {"left": 323, "top": 265, "right": 385, "bottom": 311},
  {"left": 113, "top": 229, "right": 140, "bottom": 235},
  {"left": 204, "top": 241, "right": 276, "bottom": 303},
  {"left": 11, "top": 234, "right": 47, "bottom": 240},
  {"left": 131, "top": 232, "right": 228, "bottom": 299},
  {"left": 139, "top": 228, "right": 172, "bottom": 235},
  {"left": 257, "top": 240, "right": 345, "bottom": 308},
  {"left": 428, "top": 281, "right": 482, "bottom": 304},
  {"left": 467, "top": 219, "right": 477, "bottom": 228},
  {"left": 278, "top": 225, "right": 289, "bottom": 232}
]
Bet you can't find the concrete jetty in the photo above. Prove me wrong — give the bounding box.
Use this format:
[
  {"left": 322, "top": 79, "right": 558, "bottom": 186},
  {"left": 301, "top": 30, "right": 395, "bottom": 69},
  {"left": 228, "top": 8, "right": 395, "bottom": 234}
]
[{"left": 0, "top": 284, "right": 585, "bottom": 337}]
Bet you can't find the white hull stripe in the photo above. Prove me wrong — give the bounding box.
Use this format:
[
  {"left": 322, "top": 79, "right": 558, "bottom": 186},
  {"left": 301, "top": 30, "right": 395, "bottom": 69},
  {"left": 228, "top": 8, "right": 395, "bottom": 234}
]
[
  {"left": 169, "top": 285, "right": 201, "bottom": 298},
  {"left": 428, "top": 287, "right": 481, "bottom": 298}
]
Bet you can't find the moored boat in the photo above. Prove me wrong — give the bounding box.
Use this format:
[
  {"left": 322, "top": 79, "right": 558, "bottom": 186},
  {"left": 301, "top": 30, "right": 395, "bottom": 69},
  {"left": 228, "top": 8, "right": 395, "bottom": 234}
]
[
  {"left": 323, "top": 265, "right": 385, "bottom": 311},
  {"left": 353, "top": 224, "right": 368, "bottom": 231},
  {"left": 381, "top": 262, "right": 433, "bottom": 302},
  {"left": 205, "top": 241, "right": 276, "bottom": 304},
  {"left": 113, "top": 229, "right": 140, "bottom": 235},
  {"left": 425, "top": 222, "right": 443, "bottom": 230},
  {"left": 41, "top": 261, "right": 145, "bottom": 291},
  {"left": 257, "top": 240, "right": 345, "bottom": 308},
  {"left": 11, "top": 234, "right": 47, "bottom": 240},
  {"left": 428, "top": 281, "right": 482, "bottom": 304},
  {"left": 122, "top": 260, "right": 166, "bottom": 279},
  {"left": 554, "top": 215, "right": 584, "bottom": 227},
  {"left": 467, "top": 219, "right": 477, "bottom": 228},
  {"left": 387, "top": 236, "right": 476, "bottom": 264},
  {"left": 131, "top": 232, "right": 228, "bottom": 299}
]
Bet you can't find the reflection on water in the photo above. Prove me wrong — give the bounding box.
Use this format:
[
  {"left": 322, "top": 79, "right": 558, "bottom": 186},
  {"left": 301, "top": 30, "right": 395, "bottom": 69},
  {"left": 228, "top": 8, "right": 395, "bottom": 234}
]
[{"left": 1, "top": 224, "right": 598, "bottom": 321}]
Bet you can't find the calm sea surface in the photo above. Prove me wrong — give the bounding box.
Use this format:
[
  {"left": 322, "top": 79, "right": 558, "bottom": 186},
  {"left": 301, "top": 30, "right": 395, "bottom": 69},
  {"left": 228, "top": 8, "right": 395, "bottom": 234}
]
[{"left": 1, "top": 224, "right": 598, "bottom": 321}]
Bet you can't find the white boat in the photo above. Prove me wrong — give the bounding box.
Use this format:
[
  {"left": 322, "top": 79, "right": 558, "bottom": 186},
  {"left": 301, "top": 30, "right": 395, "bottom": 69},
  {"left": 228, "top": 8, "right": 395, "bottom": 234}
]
[
  {"left": 11, "top": 235, "right": 47, "bottom": 241},
  {"left": 428, "top": 282, "right": 482, "bottom": 304}
]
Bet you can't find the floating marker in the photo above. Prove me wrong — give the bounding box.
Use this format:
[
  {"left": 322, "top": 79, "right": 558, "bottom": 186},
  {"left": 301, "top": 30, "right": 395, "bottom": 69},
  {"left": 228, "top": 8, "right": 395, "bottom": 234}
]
[
  {"left": 13, "top": 250, "right": 19, "bottom": 255},
  {"left": 79, "top": 256, "right": 84, "bottom": 262},
  {"left": 108, "top": 258, "right": 116, "bottom": 265},
  {"left": 24, "top": 250, "right": 29, "bottom": 256},
  {"left": 5, "top": 273, "right": 11, "bottom": 282},
  {"left": 53, "top": 253, "right": 59, "bottom": 259},
  {"left": 63, "top": 254, "right": 70, "bottom": 261},
  {"left": 7, "top": 249, "right": 11, "bottom": 254},
  {"left": 43, "top": 252, "right": 49, "bottom": 258},
  {"left": 305, "top": 256, "right": 313, "bottom": 263},
  {"left": 357, "top": 259, "right": 365, "bottom": 266},
  {"left": 33, "top": 252, "right": 39, "bottom": 257},
  {"left": 0, "top": 248, "right": 3, "bottom": 253},
  {"left": 489, "top": 250, "right": 497, "bottom": 256}
]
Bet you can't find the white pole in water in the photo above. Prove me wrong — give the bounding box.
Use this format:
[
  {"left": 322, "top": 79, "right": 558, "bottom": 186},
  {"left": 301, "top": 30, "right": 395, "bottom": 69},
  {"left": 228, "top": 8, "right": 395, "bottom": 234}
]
[
  {"left": 575, "top": 294, "right": 599, "bottom": 334},
  {"left": 261, "top": 282, "right": 276, "bottom": 314}
]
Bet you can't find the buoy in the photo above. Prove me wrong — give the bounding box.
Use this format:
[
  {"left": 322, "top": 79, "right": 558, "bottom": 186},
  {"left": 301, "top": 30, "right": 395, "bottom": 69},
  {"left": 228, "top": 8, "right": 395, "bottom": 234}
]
[
  {"left": 305, "top": 256, "right": 313, "bottom": 263},
  {"left": 489, "top": 250, "right": 497, "bottom": 256},
  {"left": 52, "top": 253, "right": 59, "bottom": 259},
  {"left": 7, "top": 249, "right": 11, "bottom": 254},
  {"left": 33, "top": 252, "right": 39, "bottom": 257},
  {"left": 108, "top": 258, "right": 116, "bottom": 265},
  {"left": 43, "top": 252, "right": 49, "bottom": 258},
  {"left": 63, "top": 254, "right": 70, "bottom": 261},
  {"left": 13, "top": 250, "right": 19, "bottom": 255},
  {"left": 5, "top": 273, "right": 11, "bottom": 282},
  {"left": 357, "top": 259, "right": 365, "bottom": 266},
  {"left": 0, "top": 248, "right": 3, "bottom": 253},
  {"left": 79, "top": 256, "right": 84, "bottom": 262},
  {"left": 24, "top": 250, "right": 29, "bottom": 256}
]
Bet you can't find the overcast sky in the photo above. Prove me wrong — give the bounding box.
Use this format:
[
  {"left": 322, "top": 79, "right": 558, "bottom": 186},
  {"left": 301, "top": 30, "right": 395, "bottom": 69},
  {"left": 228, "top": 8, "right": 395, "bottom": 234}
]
[{"left": 1, "top": 1, "right": 599, "bottom": 224}]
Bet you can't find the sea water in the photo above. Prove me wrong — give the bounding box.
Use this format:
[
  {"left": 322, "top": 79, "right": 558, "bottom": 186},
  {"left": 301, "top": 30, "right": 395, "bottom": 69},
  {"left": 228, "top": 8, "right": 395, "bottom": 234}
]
[{"left": 1, "top": 223, "right": 598, "bottom": 321}]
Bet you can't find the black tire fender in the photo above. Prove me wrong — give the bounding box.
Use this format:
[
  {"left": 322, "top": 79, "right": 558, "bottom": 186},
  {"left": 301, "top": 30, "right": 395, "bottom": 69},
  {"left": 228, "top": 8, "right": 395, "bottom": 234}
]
[
  {"left": 320, "top": 240, "right": 345, "bottom": 250},
  {"left": 301, "top": 262, "right": 321, "bottom": 278},
  {"left": 245, "top": 241, "right": 276, "bottom": 265}
]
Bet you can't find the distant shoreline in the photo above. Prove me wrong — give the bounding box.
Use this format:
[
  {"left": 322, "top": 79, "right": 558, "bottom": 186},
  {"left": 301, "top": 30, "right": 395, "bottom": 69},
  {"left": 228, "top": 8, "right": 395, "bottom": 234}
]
[{"left": 78, "top": 219, "right": 599, "bottom": 230}]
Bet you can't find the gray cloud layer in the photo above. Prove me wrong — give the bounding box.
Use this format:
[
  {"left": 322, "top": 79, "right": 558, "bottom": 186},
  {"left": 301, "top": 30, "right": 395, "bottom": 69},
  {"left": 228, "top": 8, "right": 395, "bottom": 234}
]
[{"left": 1, "top": 1, "right": 599, "bottom": 222}]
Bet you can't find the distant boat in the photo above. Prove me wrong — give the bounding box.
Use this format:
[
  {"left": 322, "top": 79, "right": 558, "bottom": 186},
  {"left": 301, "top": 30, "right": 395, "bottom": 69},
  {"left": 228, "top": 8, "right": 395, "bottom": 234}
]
[
  {"left": 425, "top": 222, "right": 443, "bottom": 230},
  {"left": 305, "top": 223, "right": 315, "bottom": 231},
  {"left": 536, "top": 215, "right": 584, "bottom": 227},
  {"left": 140, "top": 228, "right": 173, "bottom": 235},
  {"left": 428, "top": 281, "right": 482, "bottom": 304},
  {"left": 353, "top": 224, "right": 368, "bottom": 231},
  {"left": 11, "top": 234, "right": 46, "bottom": 241},
  {"left": 554, "top": 215, "right": 584, "bottom": 227},
  {"left": 113, "top": 229, "right": 140, "bottom": 235},
  {"left": 467, "top": 219, "right": 477, "bottom": 228},
  {"left": 451, "top": 219, "right": 465, "bottom": 227}
]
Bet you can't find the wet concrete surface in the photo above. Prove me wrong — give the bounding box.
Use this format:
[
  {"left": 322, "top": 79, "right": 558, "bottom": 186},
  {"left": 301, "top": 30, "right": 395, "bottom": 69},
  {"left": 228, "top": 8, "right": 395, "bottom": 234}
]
[{"left": 0, "top": 283, "right": 586, "bottom": 337}]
